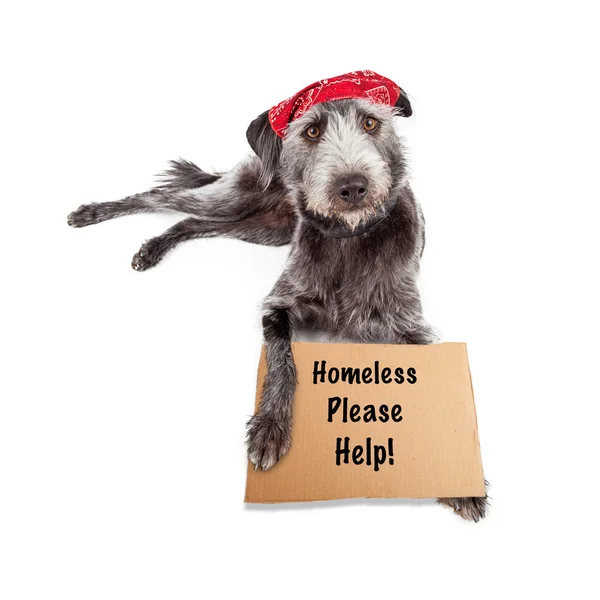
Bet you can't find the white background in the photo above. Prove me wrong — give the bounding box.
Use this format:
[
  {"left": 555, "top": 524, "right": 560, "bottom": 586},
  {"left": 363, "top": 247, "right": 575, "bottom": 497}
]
[{"left": 1, "top": 1, "right": 599, "bottom": 598}]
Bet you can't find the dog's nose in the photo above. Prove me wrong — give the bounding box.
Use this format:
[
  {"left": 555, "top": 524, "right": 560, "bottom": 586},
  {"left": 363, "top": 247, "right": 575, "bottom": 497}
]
[{"left": 337, "top": 175, "right": 369, "bottom": 204}]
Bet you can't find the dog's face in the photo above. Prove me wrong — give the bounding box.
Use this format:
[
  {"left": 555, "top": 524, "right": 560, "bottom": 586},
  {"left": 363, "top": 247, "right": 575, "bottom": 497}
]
[{"left": 247, "top": 98, "right": 410, "bottom": 230}]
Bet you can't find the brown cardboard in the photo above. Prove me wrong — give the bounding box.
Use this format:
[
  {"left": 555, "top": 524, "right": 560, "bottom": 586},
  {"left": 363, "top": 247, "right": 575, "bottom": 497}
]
[{"left": 245, "top": 342, "right": 485, "bottom": 502}]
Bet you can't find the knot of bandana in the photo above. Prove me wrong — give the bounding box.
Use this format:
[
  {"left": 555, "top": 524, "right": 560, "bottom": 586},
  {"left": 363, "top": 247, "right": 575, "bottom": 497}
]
[{"left": 268, "top": 70, "right": 403, "bottom": 138}]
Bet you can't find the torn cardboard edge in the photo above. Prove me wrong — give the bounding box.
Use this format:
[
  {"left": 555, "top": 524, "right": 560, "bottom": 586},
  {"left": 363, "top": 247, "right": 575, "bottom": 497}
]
[{"left": 245, "top": 342, "right": 485, "bottom": 503}]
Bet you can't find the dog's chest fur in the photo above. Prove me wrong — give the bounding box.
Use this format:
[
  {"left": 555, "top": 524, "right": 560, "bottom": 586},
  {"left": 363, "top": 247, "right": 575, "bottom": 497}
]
[{"left": 287, "top": 189, "right": 422, "bottom": 337}]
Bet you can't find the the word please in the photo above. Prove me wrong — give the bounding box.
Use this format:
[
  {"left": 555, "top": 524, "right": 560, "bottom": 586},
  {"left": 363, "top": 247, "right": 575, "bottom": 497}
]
[{"left": 328, "top": 396, "right": 403, "bottom": 423}]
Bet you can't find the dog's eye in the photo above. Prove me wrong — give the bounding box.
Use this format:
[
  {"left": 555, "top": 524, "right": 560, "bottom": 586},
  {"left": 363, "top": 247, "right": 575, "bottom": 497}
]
[
  {"left": 305, "top": 125, "right": 320, "bottom": 139},
  {"left": 363, "top": 117, "right": 379, "bottom": 132}
]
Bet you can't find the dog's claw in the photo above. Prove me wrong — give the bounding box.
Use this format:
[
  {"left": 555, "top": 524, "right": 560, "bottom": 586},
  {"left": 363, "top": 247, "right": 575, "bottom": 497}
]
[
  {"left": 131, "top": 252, "right": 149, "bottom": 271},
  {"left": 247, "top": 414, "right": 291, "bottom": 471},
  {"left": 437, "top": 490, "right": 489, "bottom": 522},
  {"left": 131, "top": 243, "right": 161, "bottom": 272}
]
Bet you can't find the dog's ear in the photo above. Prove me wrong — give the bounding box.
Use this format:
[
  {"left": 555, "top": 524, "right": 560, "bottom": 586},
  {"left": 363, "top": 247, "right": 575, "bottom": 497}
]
[
  {"left": 394, "top": 88, "right": 413, "bottom": 117},
  {"left": 246, "top": 110, "right": 282, "bottom": 188}
]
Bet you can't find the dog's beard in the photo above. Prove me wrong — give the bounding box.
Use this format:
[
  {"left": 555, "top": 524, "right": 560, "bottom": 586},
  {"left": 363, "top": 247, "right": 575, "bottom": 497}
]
[{"left": 304, "top": 193, "right": 389, "bottom": 230}]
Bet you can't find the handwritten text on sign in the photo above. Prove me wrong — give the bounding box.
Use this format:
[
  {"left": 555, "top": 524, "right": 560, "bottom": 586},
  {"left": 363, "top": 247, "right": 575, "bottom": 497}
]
[{"left": 312, "top": 359, "right": 417, "bottom": 472}]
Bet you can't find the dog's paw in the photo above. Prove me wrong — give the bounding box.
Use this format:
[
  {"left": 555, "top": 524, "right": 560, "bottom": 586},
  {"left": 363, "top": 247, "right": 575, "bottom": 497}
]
[
  {"left": 437, "top": 494, "right": 489, "bottom": 522},
  {"left": 67, "top": 203, "right": 104, "bottom": 228},
  {"left": 246, "top": 414, "right": 291, "bottom": 471},
  {"left": 131, "top": 241, "right": 163, "bottom": 272}
]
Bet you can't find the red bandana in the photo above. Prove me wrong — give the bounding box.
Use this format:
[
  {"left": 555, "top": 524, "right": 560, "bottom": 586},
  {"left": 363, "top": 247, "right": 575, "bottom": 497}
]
[{"left": 268, "top": 70, "right": 403, "bottom": 138}]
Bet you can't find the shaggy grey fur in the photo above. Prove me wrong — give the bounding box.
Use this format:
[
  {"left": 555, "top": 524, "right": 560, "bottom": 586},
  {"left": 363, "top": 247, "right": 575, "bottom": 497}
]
[{"left": 67, "top": 98, "right": 488, "bottom": 521}]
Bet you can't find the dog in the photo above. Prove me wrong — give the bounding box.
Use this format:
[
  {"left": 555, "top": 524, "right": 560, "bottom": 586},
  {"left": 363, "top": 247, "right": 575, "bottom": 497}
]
[{"left": 68, "top": 71, "right": 488, "bottom": 521}]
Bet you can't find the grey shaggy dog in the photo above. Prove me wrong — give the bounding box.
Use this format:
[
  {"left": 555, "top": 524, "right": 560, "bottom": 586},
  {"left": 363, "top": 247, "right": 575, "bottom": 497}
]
[{"left": 68, "top": 96, "right": 488, "bottom": 522}]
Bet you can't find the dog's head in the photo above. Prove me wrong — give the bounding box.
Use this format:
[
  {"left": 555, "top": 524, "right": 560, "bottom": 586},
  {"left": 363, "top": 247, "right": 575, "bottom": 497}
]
[{"left": 247, "top": 97, "right": 411, "bottom": 231}]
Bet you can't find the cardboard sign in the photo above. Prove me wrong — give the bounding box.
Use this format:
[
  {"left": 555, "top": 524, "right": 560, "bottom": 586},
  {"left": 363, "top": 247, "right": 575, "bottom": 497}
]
[{"left": 245, "top": 342, "right": 485, "bottom": 503}]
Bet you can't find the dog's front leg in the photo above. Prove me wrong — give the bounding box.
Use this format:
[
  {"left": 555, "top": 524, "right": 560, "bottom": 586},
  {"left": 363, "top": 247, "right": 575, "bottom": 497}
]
[{"left": 247, "top": 304, "right": 297, "bottom": 471}]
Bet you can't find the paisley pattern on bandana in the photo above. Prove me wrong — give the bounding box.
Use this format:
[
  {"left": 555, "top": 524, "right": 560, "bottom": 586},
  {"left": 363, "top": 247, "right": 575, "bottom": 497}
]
[{"left": 268, "top": 70, "right": 402, "bottom": 138}]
